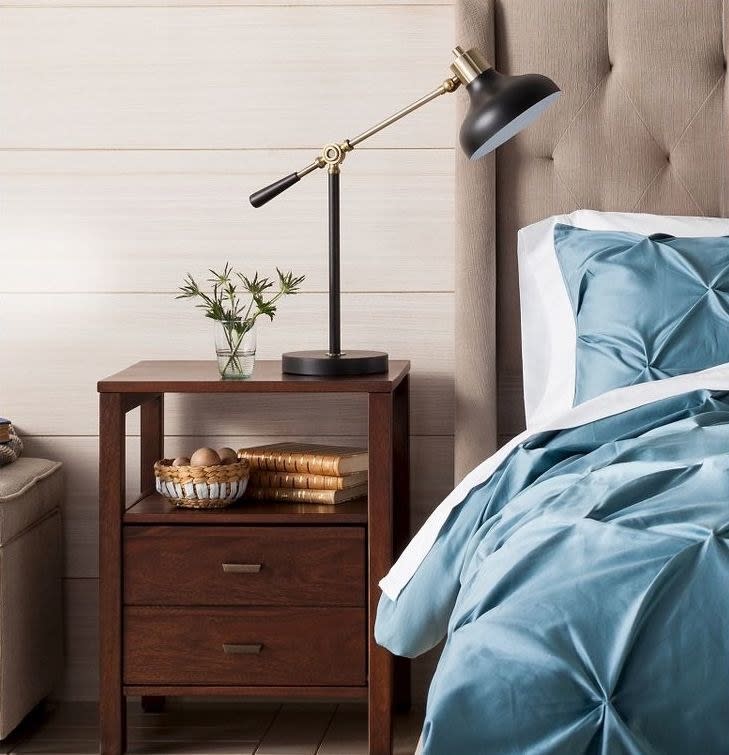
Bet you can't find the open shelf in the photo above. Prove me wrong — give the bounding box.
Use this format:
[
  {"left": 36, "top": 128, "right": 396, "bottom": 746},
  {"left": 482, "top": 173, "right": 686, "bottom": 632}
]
[{"left": 124, "top": 492, "right": 368, "bottom": 525}]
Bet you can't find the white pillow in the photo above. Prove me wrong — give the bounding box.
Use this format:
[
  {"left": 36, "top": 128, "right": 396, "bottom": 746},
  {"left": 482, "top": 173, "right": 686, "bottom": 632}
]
[{"left": 518, "top": 210, "right": 729, "bottom": 428}]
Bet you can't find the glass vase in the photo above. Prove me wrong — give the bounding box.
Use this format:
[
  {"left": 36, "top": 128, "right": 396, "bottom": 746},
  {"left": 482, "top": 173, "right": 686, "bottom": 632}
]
[{"left": 214, "top": 320, "right": 256, "bottom": 379}]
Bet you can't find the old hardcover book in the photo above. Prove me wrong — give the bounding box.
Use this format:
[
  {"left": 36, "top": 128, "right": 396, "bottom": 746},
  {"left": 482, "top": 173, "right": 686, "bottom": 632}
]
[
  {"left": 239, "top": 443, "right": 368, "bottom": 476},
  {"left": 249, "top": 470, "right": 368, "bottom": 491},
  {"left": 244, "top": 483, "right": 368, "bottom": 505},
  {"left": 0, "top": 419, "right": 10, "bottom": 444}
]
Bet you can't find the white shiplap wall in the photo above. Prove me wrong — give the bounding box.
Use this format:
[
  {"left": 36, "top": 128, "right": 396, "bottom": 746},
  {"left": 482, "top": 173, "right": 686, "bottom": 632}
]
[{"left": 0, "top": 0, "right": 455, "bottom": 701}]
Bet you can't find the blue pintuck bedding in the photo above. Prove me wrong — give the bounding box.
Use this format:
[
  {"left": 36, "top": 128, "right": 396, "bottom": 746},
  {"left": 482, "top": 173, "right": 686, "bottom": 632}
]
[{"left": 376, "top": 389, "right": 729, "bottom": 754}]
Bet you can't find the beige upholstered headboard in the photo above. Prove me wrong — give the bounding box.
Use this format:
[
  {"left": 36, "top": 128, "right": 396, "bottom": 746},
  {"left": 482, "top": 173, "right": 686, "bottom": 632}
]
[{"left": 454, "top": 0, "right": 729, "bottom": 481}]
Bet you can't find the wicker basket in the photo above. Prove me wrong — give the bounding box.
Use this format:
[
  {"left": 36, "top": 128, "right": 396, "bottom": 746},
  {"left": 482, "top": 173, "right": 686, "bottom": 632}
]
[{"left": 154, "top": 458, "right": 250, "bottom": 509}]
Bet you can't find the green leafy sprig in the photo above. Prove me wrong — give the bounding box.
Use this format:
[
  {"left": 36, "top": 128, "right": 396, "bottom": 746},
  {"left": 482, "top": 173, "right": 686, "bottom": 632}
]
[{"left": 177, "top": 263, "right": 305, "bottom": 330}]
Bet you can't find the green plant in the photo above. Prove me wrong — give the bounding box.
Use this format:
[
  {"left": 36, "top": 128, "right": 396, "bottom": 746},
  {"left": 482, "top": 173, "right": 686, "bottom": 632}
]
[{"left": 177, "top": 263, "right": 304, "bottom": 377}]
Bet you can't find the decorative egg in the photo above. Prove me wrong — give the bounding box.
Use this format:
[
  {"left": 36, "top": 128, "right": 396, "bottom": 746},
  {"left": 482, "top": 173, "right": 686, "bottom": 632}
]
[
  {"left": 190, "top": 447, "right": 221, "bottom": 467},
  {"left": 218, "top": 447, "right": 238, "bottom": 465},
  {"left": 171, "top": 456, "right": 190, "bottom": 467}
]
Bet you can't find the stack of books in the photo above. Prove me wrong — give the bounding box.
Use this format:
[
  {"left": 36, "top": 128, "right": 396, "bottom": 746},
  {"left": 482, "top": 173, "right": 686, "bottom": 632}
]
[
  {"left": 0, "top": 419, "right": 11, "bottom": 444},
  {"left": 240, "top": 442, "right": 368, "bottom": 505}
]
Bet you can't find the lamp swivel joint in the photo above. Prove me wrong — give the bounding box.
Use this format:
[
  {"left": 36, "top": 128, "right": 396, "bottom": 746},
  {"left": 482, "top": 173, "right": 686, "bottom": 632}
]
[{"left": 320, "top": 141, "right": 353, "bottom": 174}]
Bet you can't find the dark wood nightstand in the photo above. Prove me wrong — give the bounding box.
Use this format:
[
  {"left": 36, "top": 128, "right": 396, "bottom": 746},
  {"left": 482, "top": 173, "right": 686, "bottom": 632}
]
[{"left": 98, "top": 360, "right": 410, "bottom": 755}]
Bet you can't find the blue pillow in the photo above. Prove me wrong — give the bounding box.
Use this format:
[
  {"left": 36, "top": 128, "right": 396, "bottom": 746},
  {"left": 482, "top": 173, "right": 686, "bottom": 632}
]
[{"left": 553, "top": 223, "right": 729, "bottom": 405}]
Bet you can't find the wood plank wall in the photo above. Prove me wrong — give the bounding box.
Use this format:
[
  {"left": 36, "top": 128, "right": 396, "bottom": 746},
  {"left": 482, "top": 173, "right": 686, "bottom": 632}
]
[{"left": 0, "top": 0, "right": 455, "bottom": 701}]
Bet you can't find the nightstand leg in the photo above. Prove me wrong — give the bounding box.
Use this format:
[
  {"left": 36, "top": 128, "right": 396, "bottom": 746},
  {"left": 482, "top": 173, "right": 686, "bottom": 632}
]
[
  {"left": 392, "top": 376, "right": 411, "bottom": 712},
  {"left": 99, "top": 393, "right": 127, "bottom": 755},
  {"left": 140, "top": 394, "right": 164, "bottom": 497},
  {"left": 368, "top": 393, "right": 395, "bottom": 755}
]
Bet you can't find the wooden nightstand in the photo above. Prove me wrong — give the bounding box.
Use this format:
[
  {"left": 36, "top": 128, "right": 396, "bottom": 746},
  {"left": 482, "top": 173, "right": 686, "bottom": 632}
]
[{"left": 98, "top": 360, "right": 410, "bottom": 755}]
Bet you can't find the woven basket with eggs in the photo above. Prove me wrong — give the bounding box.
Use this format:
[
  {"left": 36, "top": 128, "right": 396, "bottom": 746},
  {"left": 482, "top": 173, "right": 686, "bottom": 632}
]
[{"left": 154, "top": 447, "right": 250, "bottom": 509}]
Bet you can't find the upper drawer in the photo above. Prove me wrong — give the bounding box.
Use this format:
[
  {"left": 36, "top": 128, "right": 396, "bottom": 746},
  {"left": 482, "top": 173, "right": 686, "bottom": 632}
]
[{"left": 124, "top": 525, "right": 365, "bottom": 607}]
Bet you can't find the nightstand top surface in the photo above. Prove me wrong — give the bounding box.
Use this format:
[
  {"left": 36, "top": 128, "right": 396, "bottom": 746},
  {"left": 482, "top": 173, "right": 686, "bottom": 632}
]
[{"left": 98, "top": 359, "right": 410, "bottom": 394}]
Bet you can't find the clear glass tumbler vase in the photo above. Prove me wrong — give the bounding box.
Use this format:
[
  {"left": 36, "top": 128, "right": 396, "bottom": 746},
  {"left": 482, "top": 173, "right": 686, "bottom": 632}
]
[{"left": 214, "top": 320, "right": 256, "bottom": 379}]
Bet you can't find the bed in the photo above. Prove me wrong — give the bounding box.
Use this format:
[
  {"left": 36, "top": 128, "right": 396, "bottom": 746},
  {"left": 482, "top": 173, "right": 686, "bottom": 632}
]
[{"left": 376, "top": 0, "right": 729, "bottom": 752}]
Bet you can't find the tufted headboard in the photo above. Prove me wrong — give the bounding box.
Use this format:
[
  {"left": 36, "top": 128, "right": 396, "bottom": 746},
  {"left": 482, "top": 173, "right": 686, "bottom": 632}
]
[{"left": 454, "top": 0, "right": 729, "bottom": 481}]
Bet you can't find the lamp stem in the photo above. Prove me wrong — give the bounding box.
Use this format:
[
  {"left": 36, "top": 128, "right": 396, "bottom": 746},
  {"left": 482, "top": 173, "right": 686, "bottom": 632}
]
[{"left": 328, "top": 170, "right": 341, "bottom": 357}]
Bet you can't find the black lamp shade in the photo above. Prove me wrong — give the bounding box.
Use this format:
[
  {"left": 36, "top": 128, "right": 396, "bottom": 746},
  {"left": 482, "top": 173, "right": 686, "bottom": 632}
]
[{"left": 460, "top": 68, "right": 560, "bottom": 160}]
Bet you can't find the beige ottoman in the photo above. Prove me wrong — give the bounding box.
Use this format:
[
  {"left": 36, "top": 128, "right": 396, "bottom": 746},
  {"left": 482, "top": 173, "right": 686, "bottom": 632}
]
[{"left": 0, "top": 458, "right": 63, "bottom": 738}]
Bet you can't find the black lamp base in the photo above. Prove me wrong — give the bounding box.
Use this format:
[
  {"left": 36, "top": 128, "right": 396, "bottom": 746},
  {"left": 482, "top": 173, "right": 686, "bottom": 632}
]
[{"left": 282, "top": 350, "right": 389, "bottom": 377}]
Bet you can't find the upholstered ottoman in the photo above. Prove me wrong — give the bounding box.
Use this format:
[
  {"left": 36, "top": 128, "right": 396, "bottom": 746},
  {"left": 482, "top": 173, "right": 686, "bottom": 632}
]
[{"left": 0, "top": 458, "right": 63, "bottom": 738}]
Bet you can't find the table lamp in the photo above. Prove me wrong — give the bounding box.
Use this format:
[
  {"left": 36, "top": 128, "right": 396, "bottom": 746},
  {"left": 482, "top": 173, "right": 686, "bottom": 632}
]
[{"left": 250, "top": 46, "right": 560, "bottom": 376}]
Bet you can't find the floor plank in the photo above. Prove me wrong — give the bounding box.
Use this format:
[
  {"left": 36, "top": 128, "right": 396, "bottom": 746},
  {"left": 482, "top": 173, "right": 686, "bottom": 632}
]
[
  {"left": 393, "top": 711, "right": 424, "bottom": 755},
  {"left": 6, "top": 702, "right": 423, "bottom": 755},
  {"left": 316, "top": 704, "right": 366, "bottom": 755},
  {"left": 125, "top": 704, "right": 277, "bottom": 753},
  {"left": 254, "top": 705, "right": 335, "bottom": 755},
  {"left": 316, "top": 705, "right": 424, "bottom": 755},
  {"left": 127, "top": 742, "right": 257, "bottom": 755},
  {"left": 12, "top": 742, "right": 98, "bottom": 754},
  {"left": 126, "top": 701, "right": 278, "bottom": 732}
]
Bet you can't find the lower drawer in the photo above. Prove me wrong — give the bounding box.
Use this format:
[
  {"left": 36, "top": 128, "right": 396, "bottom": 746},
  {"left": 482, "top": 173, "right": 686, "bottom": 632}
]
[{"left": 124, "top": 606, "right": 366, "bottom": 687}]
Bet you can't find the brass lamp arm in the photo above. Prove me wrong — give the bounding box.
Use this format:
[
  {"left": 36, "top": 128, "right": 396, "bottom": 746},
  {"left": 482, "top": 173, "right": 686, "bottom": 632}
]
[
  {"left": 348, "top": 76, "right": 461, "bottom": 150},
  {"left": 309, "top": 75, "right": 461, "bottom": 174},
  {"left": 249, "top": 75, "right": 461, "bottom": 207}
]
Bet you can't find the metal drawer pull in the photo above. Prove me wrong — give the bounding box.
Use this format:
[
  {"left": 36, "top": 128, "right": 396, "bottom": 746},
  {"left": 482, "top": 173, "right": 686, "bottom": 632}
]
[
  {"left": 223, "top": 643, "right": 263, "bottom": 655},
  {"left": 222, "top": 563, "right": 262, "bottom": 573}
]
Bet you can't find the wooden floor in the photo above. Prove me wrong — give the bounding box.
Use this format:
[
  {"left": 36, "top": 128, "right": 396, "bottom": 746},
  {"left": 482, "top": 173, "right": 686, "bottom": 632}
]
[{"left": 0, "top": 702, "right": 423, "bottom": 755}]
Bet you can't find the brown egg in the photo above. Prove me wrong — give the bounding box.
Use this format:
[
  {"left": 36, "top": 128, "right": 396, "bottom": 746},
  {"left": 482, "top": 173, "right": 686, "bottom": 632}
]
[
  {"left": 171, "top": 456, "right": 190, "bottom": 467},
  {"left": 190, "top": 447, "right": 221, "bottom": 467},
  {"left": 217, "top": 447, "right": 238, "bottom": 465}
]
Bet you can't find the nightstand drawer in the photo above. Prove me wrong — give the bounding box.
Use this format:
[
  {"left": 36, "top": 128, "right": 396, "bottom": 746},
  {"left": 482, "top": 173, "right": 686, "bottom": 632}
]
[
  {"left": 124, "top": 525, "right": 365, "bottom": 607},
  {"left": 124, "top": 606, "right": 366, "bottom": 686}
]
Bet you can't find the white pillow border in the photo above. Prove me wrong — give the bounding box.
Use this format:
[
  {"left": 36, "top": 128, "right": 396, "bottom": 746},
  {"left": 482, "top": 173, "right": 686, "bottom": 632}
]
[{"left": 518, "top": 209, "right": 729, "bottom": 429}]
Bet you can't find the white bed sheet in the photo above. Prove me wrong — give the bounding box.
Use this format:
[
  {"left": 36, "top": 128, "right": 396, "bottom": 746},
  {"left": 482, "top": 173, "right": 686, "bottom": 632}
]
[{"left": 380, "top": 361, "right": 729, "bottom": 600}]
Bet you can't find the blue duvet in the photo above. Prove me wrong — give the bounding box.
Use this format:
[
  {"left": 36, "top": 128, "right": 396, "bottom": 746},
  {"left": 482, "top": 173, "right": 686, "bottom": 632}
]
[{"left": 376, "top": 390, "right": 729, "bottom": 754}]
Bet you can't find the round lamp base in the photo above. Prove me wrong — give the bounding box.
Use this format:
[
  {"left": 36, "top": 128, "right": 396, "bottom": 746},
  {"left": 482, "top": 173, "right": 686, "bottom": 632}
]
[{"left": 282, "top": 350, "right": 389, "bottom": 377}]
